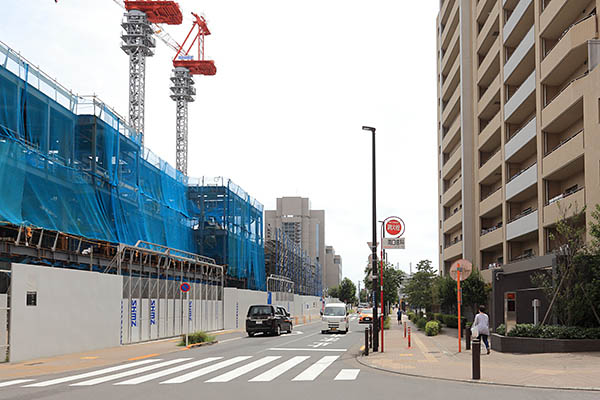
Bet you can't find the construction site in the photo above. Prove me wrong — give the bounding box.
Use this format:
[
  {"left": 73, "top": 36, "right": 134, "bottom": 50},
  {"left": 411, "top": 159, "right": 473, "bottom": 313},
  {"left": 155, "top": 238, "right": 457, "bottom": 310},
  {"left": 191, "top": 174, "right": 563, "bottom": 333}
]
[{"left": 0, "top": 1, "right": 327, "bottom": 361}]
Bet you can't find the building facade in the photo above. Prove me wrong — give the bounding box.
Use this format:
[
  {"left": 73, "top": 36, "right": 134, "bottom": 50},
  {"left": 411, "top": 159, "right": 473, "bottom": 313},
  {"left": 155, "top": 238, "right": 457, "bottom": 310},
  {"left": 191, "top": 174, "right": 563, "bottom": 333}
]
[
  {"left": 324, "top": 246, "right": 343, "bottom": 289},
  {"left": 437, "top": 0, "right": 600, "bottom": 278}
]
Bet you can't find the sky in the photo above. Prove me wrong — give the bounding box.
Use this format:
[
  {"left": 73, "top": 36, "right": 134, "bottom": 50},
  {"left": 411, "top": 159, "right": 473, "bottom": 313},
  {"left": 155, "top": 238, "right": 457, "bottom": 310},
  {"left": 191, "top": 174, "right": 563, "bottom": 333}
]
[{"left": 1, "top": 0, "right": 440, "bottom": 289}]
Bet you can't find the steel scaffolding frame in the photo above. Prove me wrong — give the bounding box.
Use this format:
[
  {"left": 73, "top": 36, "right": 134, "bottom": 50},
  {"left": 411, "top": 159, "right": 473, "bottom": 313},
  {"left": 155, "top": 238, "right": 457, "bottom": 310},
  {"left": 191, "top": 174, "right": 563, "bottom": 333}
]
[{"left": 170, "top": 67, "right": 195, "bottom": 175}]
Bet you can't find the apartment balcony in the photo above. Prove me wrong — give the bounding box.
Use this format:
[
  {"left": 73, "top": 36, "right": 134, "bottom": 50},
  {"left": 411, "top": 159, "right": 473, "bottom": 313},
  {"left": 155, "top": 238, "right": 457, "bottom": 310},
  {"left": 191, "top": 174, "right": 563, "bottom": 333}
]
[
  {"left": 442, "top": 116, "right": 460, "bottom": 149},
  {"left": 478, "top": 75, "right": 501, "bottom": 117},
  {"left": 540, "top": 0, "right": 591, "bottom": 40},
  {"left": 505, "top": 116, "right": 536, "bottom": 161},
  {"left": 477, "top": 37, "right": 500, "bottom": 85},
  {"left": 444, "top": 209, "right": 462, "bottom": 233},
  {"left": 480, "top": 226, "right": 504, "bottom": 250},
  {"left": 542, "top": 73, "right": 585, "bottom": 128},
  {"left": 543, "top": 186, "right": 585, "bottom": 226},
  {"left": 442, "top": 145, "right": 461, "bottom": 180},
  {"left": 505, "top": 70, "right": 535, "bottom": 124},
  {"left": 477, "top": 0, "right": 497, "bottom": 28},
  {"left": 480, "top": 187, "right": 502, "bottom": 216},
  {"left": 506, "top": 162, "right": 537, "bottom": 201},
  {"left": 504, "top": 0, "right": 534, "bottom": 47},
  {"left": 442, "top": 57, "right": 460, "bottom": 102},
  {"left": 507, "top": 209, "right": 538, "bottom": 240},
  {"left": 443, "top": 176, "right": 462, "bottom": 206},
  {"left": 541, "top": 14, "right": 596, "bottom": 85},
  {"left": 479, "top": 149, "right": 502, "bottom": 182},
  {"left": 542, "top": 130, "right": 584, "bottom": 178},
  {"left": 441, "top": 0, "right": 460, "bottom": 51},
  {"left": 477, "top": 3, "right": 500, "bottom": 55},
  {"left": 442, "top": 28, "right": 460, "bottom": 76},
  {"left": 440, "top": 0, "right": 457, "bottom": 31},
  {"left": 504, "top": 26, "right": 535, "bottom": 85},
  {"left": 479, "top": 110, "right": 501, "bottom": 149},
  {"left": 442, "top": 86, "right": 461, "bottom": 127},
  {"left": 443, "top": 240, "right": 463, "bottom": 261}
]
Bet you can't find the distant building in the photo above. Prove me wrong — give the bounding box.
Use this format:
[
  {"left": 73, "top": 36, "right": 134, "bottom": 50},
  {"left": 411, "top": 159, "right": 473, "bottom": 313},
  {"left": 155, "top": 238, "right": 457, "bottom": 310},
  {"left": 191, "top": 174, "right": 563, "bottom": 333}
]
[{"left": 324, "top": 246, "right": 342, "bottom": 289}]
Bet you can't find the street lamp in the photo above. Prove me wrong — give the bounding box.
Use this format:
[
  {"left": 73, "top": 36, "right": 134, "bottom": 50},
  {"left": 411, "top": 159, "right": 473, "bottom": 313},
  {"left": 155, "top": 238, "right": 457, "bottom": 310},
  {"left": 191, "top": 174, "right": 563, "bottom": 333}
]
[{"left": 362, "top": 125, "right": 379, "bottom": 352}]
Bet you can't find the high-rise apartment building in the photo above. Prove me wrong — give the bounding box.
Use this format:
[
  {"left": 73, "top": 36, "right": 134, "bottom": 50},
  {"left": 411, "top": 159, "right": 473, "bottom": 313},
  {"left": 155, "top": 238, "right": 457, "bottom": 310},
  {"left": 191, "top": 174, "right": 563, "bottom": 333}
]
[
  {"left": 437, "top": 0, "right": 600, "bottom": 277},
  {"left": 324, "top": 246, "right": 343, "bottom": 289}
]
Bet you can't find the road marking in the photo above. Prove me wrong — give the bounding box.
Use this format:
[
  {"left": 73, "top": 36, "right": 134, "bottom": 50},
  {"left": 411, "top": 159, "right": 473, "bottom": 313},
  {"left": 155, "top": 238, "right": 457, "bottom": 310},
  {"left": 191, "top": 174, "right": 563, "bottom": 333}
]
[
  {"left": 413, "top": 335, "right": 438, "bottom": 363},
  {"left": 206, "top": 356, "right": 281, "bottom": 383},
  {"left": 268, "top": 348, "right": 347, "bottom": 352},
  {"left": 115, "top": 357, "right": 223, "bottom": 385},
  {"left": 128, "top": 353, "right": 160, "bottom": 361},
  {"left": 24, "top": 359, "right": 161, "bottom": 387},
  {"left": 292, "top": 356, "right": 339, "bottom": 381},
  {"left": 0, "top": 379, "right": 34, "bottom": 388},
  {"left": 80, "top": 356, "right": 98, "bottom": 360},
  {"left": 249, "top": 356, "right": 310, "bottom": 382},
  {"left": 160, "top": 356, "right": 252, "bottom": 384},
  {"left": 219, "top": 337, "right": 243, "bottom": 344},
  {"left": 334, "top": 369, "right": 360, "bottom": 381},
  {"left": 71, "top": 358, "right": 191, "bottom": 386}
]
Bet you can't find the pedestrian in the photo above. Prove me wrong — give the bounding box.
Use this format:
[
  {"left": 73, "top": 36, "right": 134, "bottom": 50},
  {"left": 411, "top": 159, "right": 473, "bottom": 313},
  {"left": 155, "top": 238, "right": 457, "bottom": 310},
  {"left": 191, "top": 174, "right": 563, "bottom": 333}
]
[
  {"left": 472, "top": 305, "right": 490, "bottom": 354},
  {"left": 397, "top": 308, "right": 402, "bottom": 325}
]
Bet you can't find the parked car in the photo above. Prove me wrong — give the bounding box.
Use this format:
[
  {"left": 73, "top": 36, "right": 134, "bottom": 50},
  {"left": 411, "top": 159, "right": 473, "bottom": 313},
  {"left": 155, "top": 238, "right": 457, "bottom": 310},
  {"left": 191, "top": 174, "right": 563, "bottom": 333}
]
[
  {"left": 321, "top": 303, "right": 349, "bottom": 333},
  {"left": 246, "top": 304, "right": 292, "bottom": 337},
  {"left": 276, "top": 306, "right": 293, "bottom": 333}
]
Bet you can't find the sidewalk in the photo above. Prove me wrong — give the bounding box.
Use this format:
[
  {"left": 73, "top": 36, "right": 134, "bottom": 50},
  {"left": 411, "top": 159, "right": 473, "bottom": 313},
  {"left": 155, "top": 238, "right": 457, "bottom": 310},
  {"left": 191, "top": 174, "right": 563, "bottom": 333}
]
[{"left": 357, "top": 316, "right": 600, "bottom": 391}]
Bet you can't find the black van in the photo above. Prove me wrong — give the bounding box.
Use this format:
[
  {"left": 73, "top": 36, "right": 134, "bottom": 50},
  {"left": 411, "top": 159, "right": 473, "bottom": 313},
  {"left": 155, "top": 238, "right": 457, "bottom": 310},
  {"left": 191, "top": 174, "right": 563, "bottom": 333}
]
[{"left": 246, "top": 304, "right": 292, "bottom": 336}]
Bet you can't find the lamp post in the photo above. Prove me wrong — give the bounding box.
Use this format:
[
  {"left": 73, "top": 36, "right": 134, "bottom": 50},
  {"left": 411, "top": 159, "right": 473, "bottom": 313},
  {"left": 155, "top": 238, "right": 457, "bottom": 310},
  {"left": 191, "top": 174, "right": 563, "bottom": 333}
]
[{"left": 362, "top": 125, "right": 379, "bottom": 352}]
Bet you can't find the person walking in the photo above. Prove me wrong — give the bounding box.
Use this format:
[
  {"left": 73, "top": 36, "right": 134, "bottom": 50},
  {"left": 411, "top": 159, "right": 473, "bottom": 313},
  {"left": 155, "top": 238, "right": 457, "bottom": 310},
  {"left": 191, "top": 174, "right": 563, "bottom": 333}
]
[
  {"left": 472, "top": 305, "right": 490, "bottom": 354},
  {"left": 397, "top": 308, "right": 402, "bottom": 325}
]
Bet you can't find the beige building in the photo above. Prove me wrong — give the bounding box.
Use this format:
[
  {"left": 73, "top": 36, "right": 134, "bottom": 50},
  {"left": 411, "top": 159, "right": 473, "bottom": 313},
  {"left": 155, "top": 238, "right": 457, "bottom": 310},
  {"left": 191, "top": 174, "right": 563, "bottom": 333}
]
[
  {"left": 437, "top": 0, "right": 600, "bottom": 276},
  {"left": 324, "top": 246, "right": 343, "bottom": 289}
]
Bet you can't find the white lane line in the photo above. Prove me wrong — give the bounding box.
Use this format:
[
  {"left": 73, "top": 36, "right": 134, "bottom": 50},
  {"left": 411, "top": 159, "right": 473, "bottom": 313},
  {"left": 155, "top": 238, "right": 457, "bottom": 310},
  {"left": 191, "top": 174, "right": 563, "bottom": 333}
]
[
  {"left": 292, "top": 356, "right": 339, "bottom": 381},
  {"left": 115, "top": 357, "right": 223, "bottom": 385},
  {"left": 206, "top": 356, "right": 281, "bottom": 383},
  {"left": 71, "top": 358, "right": 191, "bottom": 386},
  {"left": 268, "top": 348, "right": 347, "bottom": 352},
  {"left": 249, "top": 356, "right": 310, "bottom": 382},
  {"left": 160, "top": 356, "right": 252, "bottom": 384},
  {"left": 24, "top": 359, "right": 161, "bottom": 387},
  {"left": 0, "top": 379, "right": 34, "bottom": 388},
  {"left": 334, "top": 369, "right": 360, "bottom": 381}
]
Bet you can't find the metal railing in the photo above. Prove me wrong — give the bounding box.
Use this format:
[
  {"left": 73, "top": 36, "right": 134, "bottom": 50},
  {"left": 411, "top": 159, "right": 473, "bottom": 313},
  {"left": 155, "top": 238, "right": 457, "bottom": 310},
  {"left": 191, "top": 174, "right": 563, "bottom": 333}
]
[{"left": 544, "top": 129, "right": 583, "bottom": 157}]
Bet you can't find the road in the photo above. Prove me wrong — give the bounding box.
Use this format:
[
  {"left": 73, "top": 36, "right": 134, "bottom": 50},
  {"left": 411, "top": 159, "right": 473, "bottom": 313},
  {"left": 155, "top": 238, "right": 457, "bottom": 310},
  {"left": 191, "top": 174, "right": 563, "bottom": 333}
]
[{"left": 0, "top": 316, "right": 597, "bottom": 400}]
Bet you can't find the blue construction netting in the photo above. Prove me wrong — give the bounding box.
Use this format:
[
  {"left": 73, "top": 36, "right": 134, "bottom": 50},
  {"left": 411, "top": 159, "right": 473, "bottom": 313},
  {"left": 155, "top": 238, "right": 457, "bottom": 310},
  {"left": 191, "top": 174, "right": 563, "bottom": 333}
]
[{"left": 0, "top": 41, "right": 265, "bottom": 290}]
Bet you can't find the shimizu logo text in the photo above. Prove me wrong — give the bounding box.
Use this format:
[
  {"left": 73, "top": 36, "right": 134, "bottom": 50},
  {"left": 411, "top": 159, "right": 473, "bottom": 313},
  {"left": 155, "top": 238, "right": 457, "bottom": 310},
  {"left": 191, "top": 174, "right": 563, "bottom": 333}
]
[{"left": 384, "top": 216, "right": 405, "bottom": 237}]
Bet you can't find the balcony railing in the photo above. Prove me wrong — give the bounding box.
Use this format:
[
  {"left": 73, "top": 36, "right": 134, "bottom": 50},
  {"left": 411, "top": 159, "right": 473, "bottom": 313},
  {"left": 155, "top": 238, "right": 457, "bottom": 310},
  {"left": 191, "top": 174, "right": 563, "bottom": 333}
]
[
  {"left": 507, "top": 115, "right": 536, "bottom": 142},
  {"left": 543, "top": 11, "right": 596, "bottom": 58},
  {"left": 481, "top": 185, "right": 501, "bottom": 201},
  {"left": 479, "top": 147, "right": 501, "bottom": 167},
  {"left": 545, "top": 185, "right": 584, "bottom": 206},
  {"left": 544, "top": 129, "right": 583, "bottom": 156},
  {"left": 511, "top": 251, "right": 536, "bottom": 262},
  {"left": 481, "top": 222, "right": 503, "bottom": 236},
  {"left": 544, "top": 71, "right": 588, "bottom": 107},
  {"left": 508, "top": 207, "right": 537, "bottom": 224},
  {"left": 444, "top": 239, "right": 462, "bottom": 249},
  {"left": 507, "top": 162, "right": 536, "bottom": 183},
  {"left": 444, "top": 205, "right": 462, "bottom": 221}
]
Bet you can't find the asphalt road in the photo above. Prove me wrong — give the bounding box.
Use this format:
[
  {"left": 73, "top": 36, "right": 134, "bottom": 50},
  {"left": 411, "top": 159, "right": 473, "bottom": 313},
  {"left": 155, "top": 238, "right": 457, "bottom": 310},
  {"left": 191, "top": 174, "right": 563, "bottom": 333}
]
[{"left": 0, "top": 317, "right": 598, "bottom": 400}]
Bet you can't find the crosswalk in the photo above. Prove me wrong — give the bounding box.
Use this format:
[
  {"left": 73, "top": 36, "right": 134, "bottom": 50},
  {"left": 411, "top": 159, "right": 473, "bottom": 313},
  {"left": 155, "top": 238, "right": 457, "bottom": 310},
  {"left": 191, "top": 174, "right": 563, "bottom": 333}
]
[{"left": 2, "top": 356, "right": 360, "bottom": 388}]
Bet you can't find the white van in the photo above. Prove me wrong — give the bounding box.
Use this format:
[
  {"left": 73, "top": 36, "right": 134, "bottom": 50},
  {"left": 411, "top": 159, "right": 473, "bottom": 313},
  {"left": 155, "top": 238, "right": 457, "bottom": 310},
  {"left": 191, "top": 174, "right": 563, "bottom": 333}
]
[{"left": 321, "top": 303, "right": 349, "bottom": 334}]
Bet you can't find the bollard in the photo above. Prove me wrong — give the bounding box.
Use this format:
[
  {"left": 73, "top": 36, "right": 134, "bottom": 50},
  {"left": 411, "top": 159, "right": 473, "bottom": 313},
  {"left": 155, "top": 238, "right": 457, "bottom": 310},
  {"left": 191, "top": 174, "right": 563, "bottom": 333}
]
[
  {"left": 364, "top": 328, "right": 369, "bottom": 356},
  {"left": 404, "top": 321, "right": 407, "bottom": 338},
  {"left": 465, "top": 325, "right": 471, "bottom": 350},
  {"left": 408, "top": 327, "right": 411, "bottom": 349},
  {"left": 369, "top": 325, "right": 373, "bottom": 349},
  {"left": 472, "top": 338, "right": 481, "bottom": 380}
]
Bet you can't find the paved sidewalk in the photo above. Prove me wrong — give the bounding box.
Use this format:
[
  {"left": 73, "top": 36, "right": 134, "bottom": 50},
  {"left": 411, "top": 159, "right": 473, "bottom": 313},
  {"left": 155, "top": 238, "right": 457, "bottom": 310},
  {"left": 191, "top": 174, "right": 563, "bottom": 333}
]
[{"left": 358, "top": 316, "right": 600, "bottom": 391}]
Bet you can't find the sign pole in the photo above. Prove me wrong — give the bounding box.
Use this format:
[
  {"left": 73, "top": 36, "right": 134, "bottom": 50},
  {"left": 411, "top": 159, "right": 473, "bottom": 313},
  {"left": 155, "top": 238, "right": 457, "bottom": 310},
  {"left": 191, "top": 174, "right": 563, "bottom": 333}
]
[
  {"left": 457, "top": 266, "right": 461, "bottom": 353},
  {"left": 380, "top": 222, "right": 384, "bottom": 353},
  {"left": 186, "top": 290, "right": 189, "bottom": 347}
]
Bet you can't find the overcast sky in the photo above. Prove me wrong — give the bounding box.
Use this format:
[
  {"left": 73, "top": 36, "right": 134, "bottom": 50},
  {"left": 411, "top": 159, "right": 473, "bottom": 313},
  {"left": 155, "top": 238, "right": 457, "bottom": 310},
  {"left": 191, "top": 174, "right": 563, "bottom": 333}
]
[{"left": 1, "top": 0, "right": 440, "bottom": 288}]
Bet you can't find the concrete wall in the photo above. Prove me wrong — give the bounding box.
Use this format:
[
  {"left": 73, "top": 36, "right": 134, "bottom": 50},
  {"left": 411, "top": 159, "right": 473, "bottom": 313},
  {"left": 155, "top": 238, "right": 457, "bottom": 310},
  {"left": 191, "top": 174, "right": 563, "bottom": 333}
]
[
  {"left": 0, "top": 294, "right": 7, "bottom": 357},
  {"left": 10, "top": 264, "right": 122, "bottom": 363}
]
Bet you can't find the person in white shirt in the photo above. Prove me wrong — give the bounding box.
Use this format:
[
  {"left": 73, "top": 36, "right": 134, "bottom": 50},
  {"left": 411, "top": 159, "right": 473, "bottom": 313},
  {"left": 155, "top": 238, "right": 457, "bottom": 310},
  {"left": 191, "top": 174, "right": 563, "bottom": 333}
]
[{"left": 473, "top": 305, "right": 490, "bottom": 354}]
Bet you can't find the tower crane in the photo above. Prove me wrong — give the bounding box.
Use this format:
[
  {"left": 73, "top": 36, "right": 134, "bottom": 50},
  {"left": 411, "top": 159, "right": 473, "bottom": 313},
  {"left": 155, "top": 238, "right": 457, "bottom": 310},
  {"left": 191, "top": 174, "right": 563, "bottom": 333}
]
[{"left": 170, "top": 13, "right": 216, "bottom": 175}]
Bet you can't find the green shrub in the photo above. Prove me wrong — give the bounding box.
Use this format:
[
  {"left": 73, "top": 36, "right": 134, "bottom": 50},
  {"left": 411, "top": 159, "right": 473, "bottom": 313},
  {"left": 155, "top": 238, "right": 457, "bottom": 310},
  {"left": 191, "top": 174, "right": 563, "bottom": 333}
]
[
  {"left": 505, "top": 324, "right": 600, "bottom": 339},
  {"left": 495, "top": 324, "right": 506, "bottom": 335},
  {"left": 425, "top": 321, "right": 441, "bottom": 336},
  {"left": 437, "top": 314, "right": 467, "bottom": 329},
  {"left": 416, "top": 317, "right": 427, "bottom": 331},
  {"left": 407, "top": 312, "right": 416, "bottom": 321},
  {"left": 383, "top": 316, "right": 391, "bottom": 330},
  {"left": 179, "top": 331, "right": 215, "bottom": 346},
  {"left": 433, "top": 313, "right": 443, "bottom": 321}
]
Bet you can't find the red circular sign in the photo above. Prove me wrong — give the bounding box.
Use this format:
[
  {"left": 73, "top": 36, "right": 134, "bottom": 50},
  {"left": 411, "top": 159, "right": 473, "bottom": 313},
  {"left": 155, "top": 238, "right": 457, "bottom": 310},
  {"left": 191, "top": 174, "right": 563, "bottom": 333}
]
[
  {"left": 180, "top": 283, "right": 191, "bottom": 292},
  {"left": 384, "top": 217, "right": 405, "bottom": 237}
]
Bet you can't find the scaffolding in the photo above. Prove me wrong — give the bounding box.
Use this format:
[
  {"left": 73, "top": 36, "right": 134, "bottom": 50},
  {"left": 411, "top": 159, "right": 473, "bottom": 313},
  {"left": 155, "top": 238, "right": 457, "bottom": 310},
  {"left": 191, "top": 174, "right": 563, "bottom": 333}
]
[
  {"left": 264, "top": 226, "right": 322, "bottom": 296},
  {"left": 0, "top": 40, "right": 263, "bottom": 291}
]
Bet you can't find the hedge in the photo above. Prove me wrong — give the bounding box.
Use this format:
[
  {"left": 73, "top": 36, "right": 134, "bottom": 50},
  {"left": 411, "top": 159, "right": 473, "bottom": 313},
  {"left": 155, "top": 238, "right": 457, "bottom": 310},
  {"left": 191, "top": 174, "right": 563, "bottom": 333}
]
[
  {"left": 431, "top": 313, "right": 467, "bottom": 329},
  {"left": 416, "top": 317, "right": 427, "bottom": 331},
  {"left": 500, "top": 324, "right": 600, "bottom": 340},
  {"left": 179, "top": 331, "right": 215, "bottom": 346},
  {"left": 425, "top": 320, "right": 441, "bottom": 336}
]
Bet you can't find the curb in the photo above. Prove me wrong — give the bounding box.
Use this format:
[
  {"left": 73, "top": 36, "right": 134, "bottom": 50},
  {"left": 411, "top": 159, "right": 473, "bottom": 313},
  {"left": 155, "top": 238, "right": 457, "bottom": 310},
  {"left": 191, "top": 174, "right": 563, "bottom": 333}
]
[
  {"left": 355, "top": 354, "right": 600, "bottom": 392},
  {"left": 185, "top": 340, "right": 218, "bottom": 350}
]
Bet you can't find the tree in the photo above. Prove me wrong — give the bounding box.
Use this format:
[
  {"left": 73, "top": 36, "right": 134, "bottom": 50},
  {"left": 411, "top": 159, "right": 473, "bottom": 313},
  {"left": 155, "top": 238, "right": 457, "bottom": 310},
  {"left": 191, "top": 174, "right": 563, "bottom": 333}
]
[
  {"left": 461, "top": 270, "right": 491, "bottom": 317},
  {"left": 363, "top": 261, "right": 405, "bottom": 314},
  {"left": 338, "top": 278, "right": 357, "bottom": 305},
  {"left": 327, "top": 286, "right": 339, "bottom": 299},
  {"left": 359, "top": 288, "right": 369, "bottom": 303},
  {"left": 404, "top": 259, "right": 436, "bottom": 312},
  {"left": 432, "top": 274, "right": 456, "bottom": 314}
]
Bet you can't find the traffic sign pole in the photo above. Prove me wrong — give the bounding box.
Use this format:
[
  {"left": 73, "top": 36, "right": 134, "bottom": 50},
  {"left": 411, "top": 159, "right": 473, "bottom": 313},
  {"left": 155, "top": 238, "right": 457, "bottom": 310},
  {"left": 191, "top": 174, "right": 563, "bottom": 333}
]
[
  {"left": 457, "top": 267, "right": 461, "bottom": 353},
  {"left": 186, "top": 291, "right": 189, "bottom": 347}
]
